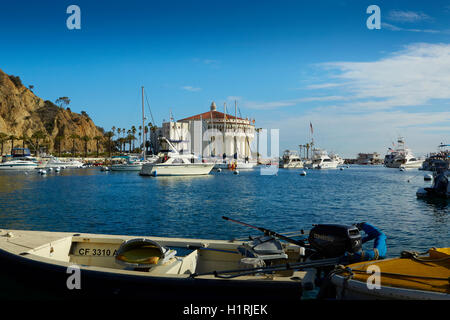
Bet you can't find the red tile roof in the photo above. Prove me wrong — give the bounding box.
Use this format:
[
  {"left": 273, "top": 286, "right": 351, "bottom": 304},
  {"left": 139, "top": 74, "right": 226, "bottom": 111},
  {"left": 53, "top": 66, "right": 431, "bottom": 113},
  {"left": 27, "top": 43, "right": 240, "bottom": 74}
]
[{"left": 179, "top": 110, "right": 245, "bottom": 122}]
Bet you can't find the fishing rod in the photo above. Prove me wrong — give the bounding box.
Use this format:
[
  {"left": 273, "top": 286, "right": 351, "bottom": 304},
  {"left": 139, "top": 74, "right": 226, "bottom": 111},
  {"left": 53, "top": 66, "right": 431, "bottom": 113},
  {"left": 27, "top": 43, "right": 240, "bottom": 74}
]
[
  {"left": 190, "top": 257, "right": 341, "bottom": 279},
  {"left": 222, "top": 216, "right": 307, "bottom": 247}
]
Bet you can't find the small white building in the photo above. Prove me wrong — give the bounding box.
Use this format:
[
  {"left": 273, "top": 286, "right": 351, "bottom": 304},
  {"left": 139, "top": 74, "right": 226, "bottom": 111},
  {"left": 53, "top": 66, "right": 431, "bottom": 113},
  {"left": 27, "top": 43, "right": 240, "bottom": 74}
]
[{"left": 153, "top": 102, "right": 256, "bottom": 160}]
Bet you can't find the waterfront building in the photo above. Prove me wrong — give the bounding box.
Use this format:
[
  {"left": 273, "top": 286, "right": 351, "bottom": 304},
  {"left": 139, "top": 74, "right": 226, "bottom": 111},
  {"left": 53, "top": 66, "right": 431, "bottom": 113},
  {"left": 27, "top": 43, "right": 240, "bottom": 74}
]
[
  {"left": 356, "top": 152, "right": 381, "bottom": 165},
  {"left": 152, "top": 102, "right": 256, "bottom": 160}
]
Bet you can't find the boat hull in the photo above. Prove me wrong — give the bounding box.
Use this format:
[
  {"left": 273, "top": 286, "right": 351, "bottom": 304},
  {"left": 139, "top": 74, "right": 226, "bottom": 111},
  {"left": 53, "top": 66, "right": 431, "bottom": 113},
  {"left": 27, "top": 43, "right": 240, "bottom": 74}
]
[
  {"left": 329, "top": 248, "right": 450, "bottom": 300},
  {"left": 0, "top": 163, "right": 38, "bottom": 170},
  {"left": 0, "top": 229, "right": 303, "bottom": 301},
  {"left": 140, "top": 163, "right": 214, "bottom": 176},
  {"left": 110, "top": 164, "right": 143, "bottom": 171}
]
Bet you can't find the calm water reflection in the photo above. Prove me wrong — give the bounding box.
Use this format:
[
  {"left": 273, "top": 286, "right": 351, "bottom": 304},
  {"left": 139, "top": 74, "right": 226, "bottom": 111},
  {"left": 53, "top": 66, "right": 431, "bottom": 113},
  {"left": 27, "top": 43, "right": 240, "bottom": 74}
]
[{"left": 0, "top": 166, "right": 447, "bottom": 258}]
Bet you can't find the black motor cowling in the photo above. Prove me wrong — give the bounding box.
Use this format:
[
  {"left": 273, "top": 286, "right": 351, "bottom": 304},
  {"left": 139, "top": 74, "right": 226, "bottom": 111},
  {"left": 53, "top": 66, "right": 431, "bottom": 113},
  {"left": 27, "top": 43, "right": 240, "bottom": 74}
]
[{"left": 308, "top": 224, "right": 362, "bottom": 258}]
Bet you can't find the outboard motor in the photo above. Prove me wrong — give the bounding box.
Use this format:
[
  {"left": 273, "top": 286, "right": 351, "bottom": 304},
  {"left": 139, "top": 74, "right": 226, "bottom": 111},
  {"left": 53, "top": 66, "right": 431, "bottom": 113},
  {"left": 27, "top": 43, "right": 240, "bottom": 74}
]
[{"left": 308, "top": 224, "right": 362, "bottom": 258}]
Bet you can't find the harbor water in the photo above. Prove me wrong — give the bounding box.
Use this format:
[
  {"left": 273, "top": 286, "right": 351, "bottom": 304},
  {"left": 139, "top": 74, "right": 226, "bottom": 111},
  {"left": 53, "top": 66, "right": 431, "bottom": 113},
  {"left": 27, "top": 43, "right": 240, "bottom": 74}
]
[{"left": 0, "top": 166, "right": 448, "bottom": 258}]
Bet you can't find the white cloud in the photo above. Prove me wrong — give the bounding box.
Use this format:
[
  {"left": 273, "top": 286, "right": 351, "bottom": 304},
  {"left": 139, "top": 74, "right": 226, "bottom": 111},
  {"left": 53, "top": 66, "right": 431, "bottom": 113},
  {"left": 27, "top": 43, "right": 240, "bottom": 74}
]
[
  {"left": 387, "top": 10, "right": 432, "bottom": 23},
  {"left": 181, "top": 86, "right": 202, "bottom": 92},
  {"left": 243, "top": 96, "right": 347, "bottom": 110},
  {"left": 318, "top": 43, "right": 450, "bottom": 111},
  {"left": 262, "top": 110, "right": 450, "bottom": 158},
  {"left": 381, "top": 22, "right": 443, "bottom": 34}
]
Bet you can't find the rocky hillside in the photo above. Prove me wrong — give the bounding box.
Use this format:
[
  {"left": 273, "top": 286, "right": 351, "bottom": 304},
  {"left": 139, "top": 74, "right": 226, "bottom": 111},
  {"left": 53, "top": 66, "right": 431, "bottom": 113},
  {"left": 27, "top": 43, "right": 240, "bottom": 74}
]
[{"left": 0, "top": 68, "right": 105, "bottom": 156}]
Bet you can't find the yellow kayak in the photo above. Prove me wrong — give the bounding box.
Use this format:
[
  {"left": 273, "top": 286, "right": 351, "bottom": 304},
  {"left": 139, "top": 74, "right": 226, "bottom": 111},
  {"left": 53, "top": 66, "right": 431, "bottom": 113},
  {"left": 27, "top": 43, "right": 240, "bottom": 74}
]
[{"left": 331, "top": 248, "right": 450, "bottom": 299}]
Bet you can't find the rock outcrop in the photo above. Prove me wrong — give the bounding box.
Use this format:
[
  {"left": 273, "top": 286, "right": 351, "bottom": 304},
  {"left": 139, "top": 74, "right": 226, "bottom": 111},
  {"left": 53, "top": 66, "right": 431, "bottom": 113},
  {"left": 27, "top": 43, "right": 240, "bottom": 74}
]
[{"left": 0, "top": 68, "right": 105, "bottom": 155}]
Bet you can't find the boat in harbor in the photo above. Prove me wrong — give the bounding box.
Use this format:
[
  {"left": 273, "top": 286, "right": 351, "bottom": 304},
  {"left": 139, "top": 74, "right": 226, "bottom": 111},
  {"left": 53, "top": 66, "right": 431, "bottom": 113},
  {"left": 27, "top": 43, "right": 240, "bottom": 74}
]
[
  {"left": 44, "top": 156, "right": 84, "bottom": 169},
  {"left": 140, "top": 137, "right": 214, "bottom": 176},
  {"left": 279, "top": 150, "right": 303, "bottom": 169},
  {"left": 304, "top": 149, "right": 340, "bottom": 169},
  {"left": 0, "top": 159, "right": 38, "bottom": 170},
  {"left": 214, "top": 159, "right": 256, "bottom": 170},
  {"left": 1, "top": 215, "right": 446, "bottom": 301},
  {"left": 420, "top": 144, "right": 449, "bottom": 172},
  {"left": 384, "top": 137, "right": 424, "bottom": 168},
  {"left": 0, "top": 148, "right": 38, "bottom": 170},
  {"left": 416, "top": 169, "right": 449, "bottom": 199},
  {"left": 329, "top": 248, "right": 450, "bottom": 300},
  {"left": 110, "top": 155, "right": 158, "bottom": 171},
  {"left": 0, "top": 227, "right": 307, "bottom": 301}
]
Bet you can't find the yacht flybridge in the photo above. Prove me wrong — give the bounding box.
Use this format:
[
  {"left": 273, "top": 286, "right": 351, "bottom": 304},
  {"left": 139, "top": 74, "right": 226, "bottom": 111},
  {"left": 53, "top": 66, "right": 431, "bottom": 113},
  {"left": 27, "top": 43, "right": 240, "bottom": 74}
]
[{"left": 140, "top": 137, "right": 214, "bottom": 176}]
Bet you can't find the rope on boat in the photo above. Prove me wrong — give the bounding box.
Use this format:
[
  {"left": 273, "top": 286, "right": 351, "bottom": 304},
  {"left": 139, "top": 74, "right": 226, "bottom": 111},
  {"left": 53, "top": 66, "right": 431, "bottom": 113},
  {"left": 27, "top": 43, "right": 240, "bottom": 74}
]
[{"left": 401, "top": 250, "right": 450, "bottom": 263}]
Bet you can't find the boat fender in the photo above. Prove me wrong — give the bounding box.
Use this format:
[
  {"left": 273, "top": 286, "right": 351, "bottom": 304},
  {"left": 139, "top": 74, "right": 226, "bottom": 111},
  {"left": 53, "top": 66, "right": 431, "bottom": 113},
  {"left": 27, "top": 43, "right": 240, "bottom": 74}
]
[{"left": 345, "top": 222, "right": 386, "bottom": 262}]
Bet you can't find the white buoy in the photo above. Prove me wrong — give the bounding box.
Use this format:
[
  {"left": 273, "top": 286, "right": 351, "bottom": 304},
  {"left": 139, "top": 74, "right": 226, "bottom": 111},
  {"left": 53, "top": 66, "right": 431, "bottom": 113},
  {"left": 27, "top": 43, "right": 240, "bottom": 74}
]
[
  {"left": 300, "top": 171, "right": 307, "bottom": 176},
  {"left": 339, "top": 167, "right": 344, "bottom": 171},
  {"left": 233, "top": 170, "right": 239, "bottom": 175},
  {"left": 424, "top": 174, "right": 433, "bottom": 181},
  {"left": 217, "top": 168, "right": 222, "bottom": 173},
  {"left": 55, "top": 167, "right": 61, "bottom": 172}
]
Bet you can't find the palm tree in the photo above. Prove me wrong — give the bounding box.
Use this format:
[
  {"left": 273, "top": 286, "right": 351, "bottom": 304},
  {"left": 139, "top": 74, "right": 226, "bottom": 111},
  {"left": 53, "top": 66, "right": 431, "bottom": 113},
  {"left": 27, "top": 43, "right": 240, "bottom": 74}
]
[
  {"left": 81, "top": 135, "right": 91, "bottom": 157},
  {"left": 9, "top": 135, "right": 17, "bottom": 154},
  {"left": 138, "top": 125, "right": 142, "bottom": 150},
  {"left": 131, "top": 126, "right": 137, "bottom": 151},
  {"left": 31, "top": 131, "right": 46, "bottom": 156},
  {"left": 138, "top": 132, "right": 142, "bottom": 152},
  {"left": 19, "top": 134, "right": 29, "bottom": 150},
  {"left": 69, "top": 134, "right": 79, "bottom": 156},
  {"left": 104, "top": 131, "right": 114, "bottom": 158},
  {"left": 54, "top": 135, "right": 65, "bottom": 157},
  {"left": 93, "top": 135, "right": 103, "bottom": 157},
  {"left": 0, "top": 132, "right": 8, "bottom": 156}
]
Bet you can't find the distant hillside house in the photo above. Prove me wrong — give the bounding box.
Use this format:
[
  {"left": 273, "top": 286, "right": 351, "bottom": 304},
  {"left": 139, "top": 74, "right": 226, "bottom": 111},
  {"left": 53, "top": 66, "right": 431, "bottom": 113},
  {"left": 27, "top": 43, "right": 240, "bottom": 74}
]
[{"left": 152, "top": 102, "right": 256, "bottom": 160}]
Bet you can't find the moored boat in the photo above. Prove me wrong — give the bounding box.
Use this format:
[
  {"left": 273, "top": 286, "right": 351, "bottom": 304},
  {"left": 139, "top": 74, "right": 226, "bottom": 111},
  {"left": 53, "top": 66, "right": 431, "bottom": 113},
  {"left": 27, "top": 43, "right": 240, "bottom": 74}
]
[
  {"left": 0, "top": 228, "right": 307, "bottom": 301},
  {"left": 140, "top": 137, "right": 214, "bottom": 176},
  {"left": 417, "top": 169, "right": 449, "bottom": 199},
  {"left": 279, "top": 150, "right": 303, "bottom": 169},
  {"left": 329, "top": 248, "right": 450, "bottom": 300},
  {"left": 304, "top": 149, "right": 339, "bottom": 169},
  {"left": 384, "top": 137, "right": 424, "bottom": 168},
  {"left": 0, "top": 159, "right": 38, "bottom": 170}
]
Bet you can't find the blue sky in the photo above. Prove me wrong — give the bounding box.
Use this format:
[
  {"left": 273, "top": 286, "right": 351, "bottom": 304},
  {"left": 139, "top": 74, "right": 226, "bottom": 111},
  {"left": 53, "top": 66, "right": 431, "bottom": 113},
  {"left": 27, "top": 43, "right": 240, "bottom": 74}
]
[{"left": 0, "top": 0, "right": 449, "bottom": 157}]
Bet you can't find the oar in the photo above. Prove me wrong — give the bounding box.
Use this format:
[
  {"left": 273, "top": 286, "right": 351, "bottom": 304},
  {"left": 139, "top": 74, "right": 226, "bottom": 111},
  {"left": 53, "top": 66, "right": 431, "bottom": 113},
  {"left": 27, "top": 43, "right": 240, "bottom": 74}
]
[
  {"left": 190, "top": 257, "right": 341, "bottom": 279},
  {"left": 222, "top": 216, "right": 306, "bottom": 247}
]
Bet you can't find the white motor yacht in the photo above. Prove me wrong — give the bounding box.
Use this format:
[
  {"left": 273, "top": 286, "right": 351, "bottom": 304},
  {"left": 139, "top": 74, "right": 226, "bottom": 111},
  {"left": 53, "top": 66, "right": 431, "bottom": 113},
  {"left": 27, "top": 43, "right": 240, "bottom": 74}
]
[
  {"left": 140, "top": 138, "right": 214, "bottom": 176},
  {"left": 384, "top": 137, "right": 424, "bottom": 168},
  {"left": 279, "top": 150, "right": 303, "bottom": 168},
  {"left": 0, "top": 159, "right": 38, "bottom": 170},
  {"left": 304, "top": 149, "right": 340, "bottom": 169},
  {"left": 0, "top": 148, "right": 39, "bottom": 170},
  {"left": 110, "top": 156, "right": 159, "bottom": 171}
]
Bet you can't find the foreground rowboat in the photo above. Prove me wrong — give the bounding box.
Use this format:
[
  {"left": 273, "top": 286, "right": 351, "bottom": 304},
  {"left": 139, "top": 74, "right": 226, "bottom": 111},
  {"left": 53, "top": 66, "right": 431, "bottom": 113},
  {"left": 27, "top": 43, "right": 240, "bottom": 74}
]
[{"left": 0, "top": 228, "right": 306, "bottom": 301}]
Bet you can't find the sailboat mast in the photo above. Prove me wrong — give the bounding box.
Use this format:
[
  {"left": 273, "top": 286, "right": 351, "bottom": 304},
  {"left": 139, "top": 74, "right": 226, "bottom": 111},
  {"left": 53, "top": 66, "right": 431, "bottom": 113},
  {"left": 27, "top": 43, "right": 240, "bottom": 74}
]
[{"left": 142, "top": 86, "right": 146, "bottom": 161}]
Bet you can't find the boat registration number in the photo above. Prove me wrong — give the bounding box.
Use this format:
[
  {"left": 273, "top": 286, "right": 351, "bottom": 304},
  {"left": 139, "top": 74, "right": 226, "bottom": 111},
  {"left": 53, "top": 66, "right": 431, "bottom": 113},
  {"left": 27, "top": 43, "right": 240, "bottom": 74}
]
[{"left": 77, "top": 248, "right": 118, "bottom": 256}]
